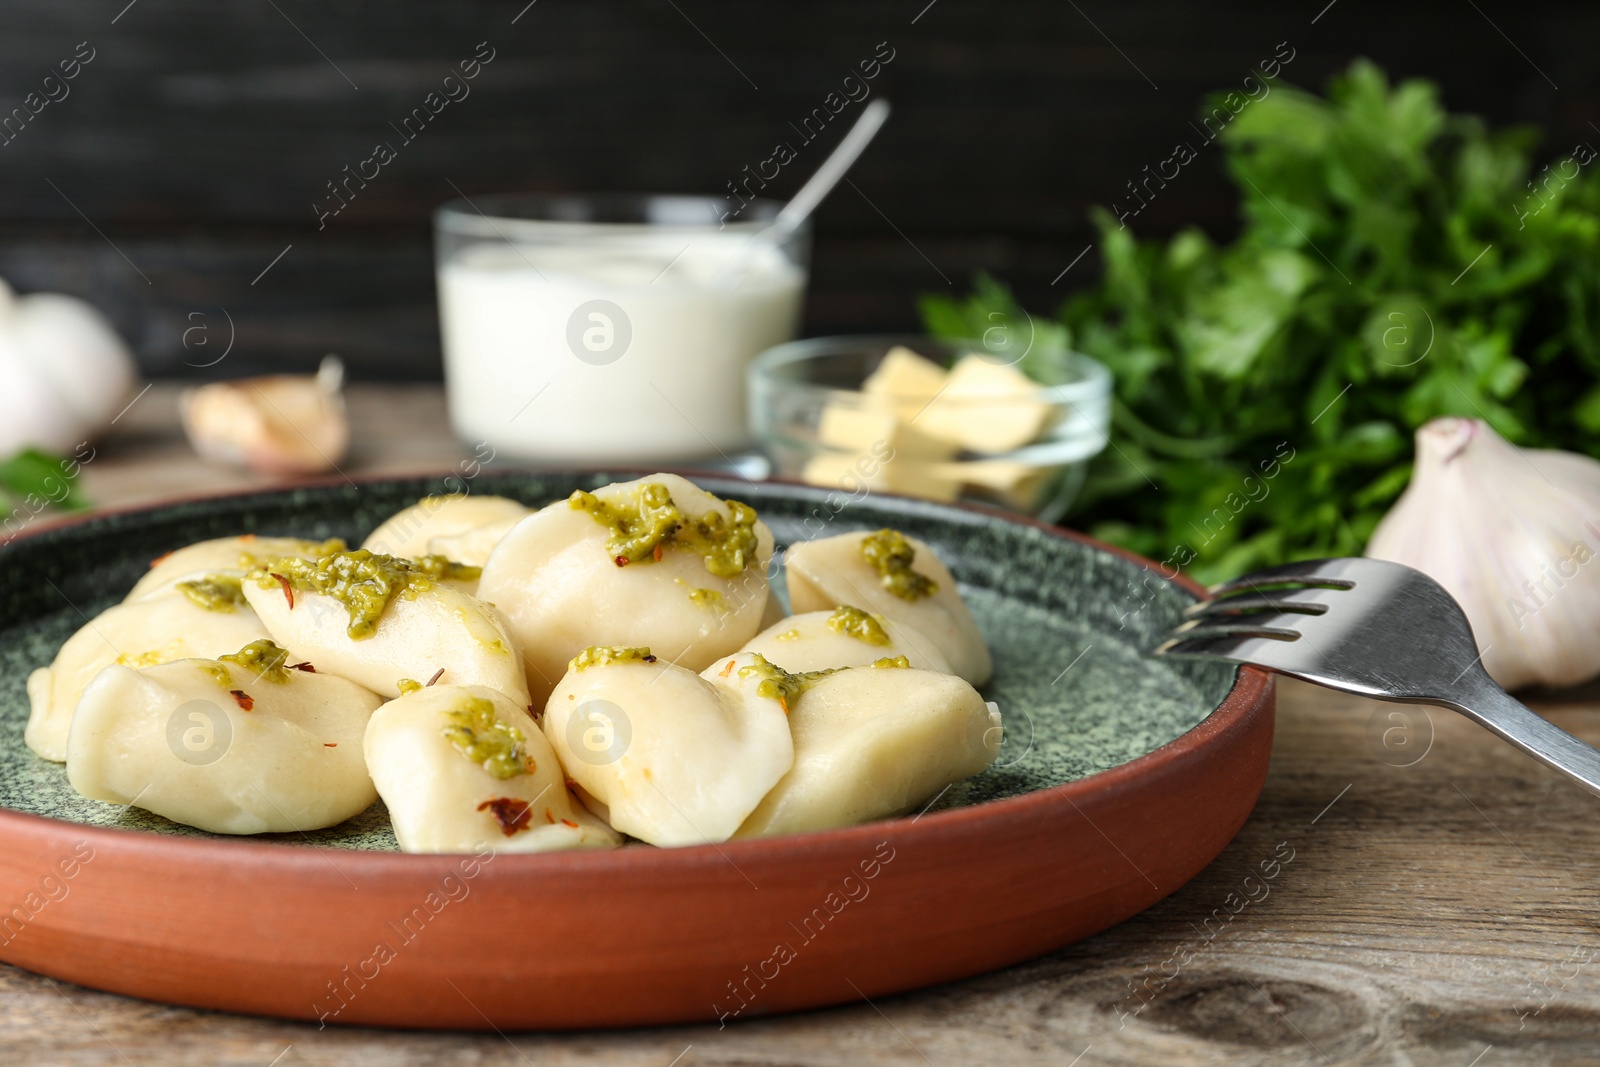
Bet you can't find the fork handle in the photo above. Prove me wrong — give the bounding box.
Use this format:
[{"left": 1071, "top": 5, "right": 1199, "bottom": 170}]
[{"left": 1437, "top": 682, "right": 1600, "bottom": 798}]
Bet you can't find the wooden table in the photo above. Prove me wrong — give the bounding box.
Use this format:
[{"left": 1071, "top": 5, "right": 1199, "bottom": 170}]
[{"left": 8, "top": 386, "right": 1600, "bottom": 1066}]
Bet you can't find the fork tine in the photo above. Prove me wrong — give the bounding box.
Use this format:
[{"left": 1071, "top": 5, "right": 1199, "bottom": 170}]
[
  {"left": 1183, "top": 588, "right": 1333, "bottom": 619},
  {"left": 1206, "top": 558, "right": 1358, "bottom": 599},
  {"left": 1154, "top": 631, "right": 1294, "bottom": 659},
  {"left": 1168, "top": 611, "right": 1305, "bottom": 642}
]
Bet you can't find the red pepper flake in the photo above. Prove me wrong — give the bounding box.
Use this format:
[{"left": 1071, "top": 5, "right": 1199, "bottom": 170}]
[
  {"left": 426, "top": 667, "right": 445, "bottom": 687},
  {"left": 149, "top": 550, "right": 174, "bottom": 569},
  {"left": 560, "top": 818, "right": 578, "bottom": 829},
  {"left": 272, "top": 573, "right": 294, "bottom": 609},
  {"left": 477, "top": 797, "right": 533, "bottom": 836},
  {"left": 719, "top": 659, "right": 736, "bottom": 679},
  {"left": 290, "top": 661, "right": 317, "bottom": 673},
  {"left": 324, "top": 742, "right": 337, "bottom": 748},
  {"left": 544, "top": 807, "right": 555, "bottom": 824},
  {"left": 652, "top": 544, "right": 665, "bottom": 563},
  {"left": 240, "top": 534, "right": 257, "bottom": 542},
  {"left": 230, "top": 690, "right": 254, "bottom": 711},
  {"left": 613, "top": 555, "right": 630, "bottom": 568}
]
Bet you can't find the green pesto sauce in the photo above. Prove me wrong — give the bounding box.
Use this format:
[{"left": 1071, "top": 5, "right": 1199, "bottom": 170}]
[
  {"left": 570, "top": 646, "right": 657, "bottom": 672},
  {"left": 197, "top": 661, "right": 234, "bottom": 689},
  {"left": 738, "top": 652, "right": 911, "bottom": 708},
  {"left": 410, "top": 554, "right": 482, "bottom": 583},
  {"left": 450, "top": 607, "right": 509, "bottom": 656},
  {"left": 736, "top": 654, "right": 814, "bottom": 707},
  {"left": 440, "top": 696, "right": 528, "bottom": 780},
  {"left": 569, "top": 482, "right": 760, "bottom": 578},
  {"left": 827, "top": 605, "right": 891, "bottom": 646},
  {"left": 218, "top": 639, "right": 294, "bottom": 683},
  {"left": 689, "top": 588, "right": 726, "bottom": 611},
  {"left": 250, "top": 549, "right": 446, "bottom": 640},
  {"left": 236, "top": 537, "right": 346, "bottom": 571},
  {"left": 397, "top": 678, "right": 424, "bottom": 695},
  {"left": 861, "top": 529, "right": 939, "bottom": 601},
  {"left": 176, "top": 573, "right": 247, "bottom": 612}
]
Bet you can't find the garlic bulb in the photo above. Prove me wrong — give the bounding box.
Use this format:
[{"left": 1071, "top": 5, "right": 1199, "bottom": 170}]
[
  {"left": 0, "top": 277, "right": 138, "bottom": 455},
  {"left": 181, "top": 356, "right": 349, "bottom": 475},
  {"left": 1366, "top": 417, "right": 1600, "bottom": 690}
]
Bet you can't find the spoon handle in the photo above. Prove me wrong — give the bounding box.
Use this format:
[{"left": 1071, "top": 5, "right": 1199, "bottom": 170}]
[{"left": 771, "top": 98, "right": 892, "bottom": 239}]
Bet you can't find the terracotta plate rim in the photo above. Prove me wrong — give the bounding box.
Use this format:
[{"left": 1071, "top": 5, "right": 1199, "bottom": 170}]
[{"left": 0, "top": 469, "right": 1273, "bottom": 874}]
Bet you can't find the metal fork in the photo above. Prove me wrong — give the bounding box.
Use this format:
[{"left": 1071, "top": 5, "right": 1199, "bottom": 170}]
[{"left": 1156, "top": 557, "right": 1600, "bottom": 797}]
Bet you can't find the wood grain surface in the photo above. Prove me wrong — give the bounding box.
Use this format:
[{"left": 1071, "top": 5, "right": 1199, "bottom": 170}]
[
  {"left": 0, "top": 1, "right": 1593, "bottom": 379},
  {"left": 6, "top": 386, "right": 1600, "bottom": 1065}
]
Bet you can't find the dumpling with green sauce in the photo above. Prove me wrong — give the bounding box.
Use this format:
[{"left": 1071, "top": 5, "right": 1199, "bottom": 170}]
[
  {"left": 478, "top": 473, "right": 775, "bottom": 702},
  {"left": 126, "top": 535, "right": 345, "bottom": 602},
  {"left": 735, "top": 661, "right": 1002, "bottom": 838},
  {"left": 739, "top": 605, "right": 954, "bottom": 675},
  {"left": 365, "top": 684, "right": 619, "bottom": 853},
  {"left": 544, "top": 647, "right": 793, "bottom": 847},
  {"left": 362, "top": 494, "right": 533, "bottom": 579},
  {"left": 26, "top": 594, "right": 271, "bottom": 762},
  {"left": 65, "top": 640, "right": 382, "bottom": 834},
  {"left": 240, "top": 548, "right": 529, "bottom": 704},
  {"left": 784, "top": 528, "right": 991, "bottom": 686}
]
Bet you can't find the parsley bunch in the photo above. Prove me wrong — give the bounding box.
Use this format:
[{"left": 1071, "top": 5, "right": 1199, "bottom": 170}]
[{"left": 924, "top": 60, "right": 1600, "bottom": 583}]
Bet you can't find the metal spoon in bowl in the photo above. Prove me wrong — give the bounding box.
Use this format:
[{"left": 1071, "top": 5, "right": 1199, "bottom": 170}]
[{"left": 715, "top": 98, "right": 892, "bottom": 290}]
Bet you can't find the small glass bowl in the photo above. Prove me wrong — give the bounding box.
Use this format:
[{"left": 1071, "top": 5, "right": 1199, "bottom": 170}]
[{"left": 748, "top": 334, "right": 1112, "bottom": 522}]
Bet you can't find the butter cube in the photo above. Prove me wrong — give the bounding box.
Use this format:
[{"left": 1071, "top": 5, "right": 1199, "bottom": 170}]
[
  {"left": 861, "top": 346, "right": 949, "bottom": 422},
  {"left": 937, "top": 459, "right": 1046, "bottom": 510},
  {"left": 919, "top": 354, "right": 1053, "bottom": 454},
  {"left": 801, "top": 451, "right": 962, "bottom": 503},
  {"left": 817, "top": 402, "right": 959, "bottom": 461}
]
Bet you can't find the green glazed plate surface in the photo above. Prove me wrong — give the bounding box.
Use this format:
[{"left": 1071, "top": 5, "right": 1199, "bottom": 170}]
[{"left": 0, "top": 473, "right": 1236, "bottom": 850}]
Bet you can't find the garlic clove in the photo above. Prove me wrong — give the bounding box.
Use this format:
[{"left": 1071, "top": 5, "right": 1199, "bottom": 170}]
[
  {"left": 1366, "top": 417, "right": 1600, "bottom": 690},
  {"left": 0, "top": 339, "right": 82, "bottom": 455},
  {"left": 13, "top": 291, "right": 139, "bottom": 431},
  {"left": 0, "top": 277, "right": 138, "bottom": 455},
  {"left": 181, "top": 355, "right": 349, "bottom": 475}
]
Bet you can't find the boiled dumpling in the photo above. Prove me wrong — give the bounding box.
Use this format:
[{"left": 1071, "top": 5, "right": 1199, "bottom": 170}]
[
  {"left": 130, "top": 569, "right": 251, "bottom": 609},
  {"left": 544, "top": 647, "right": 793, "bottom": 846},
  {"left": 785, "top": 528, "right": 991, "bottom": 685},
  {"left": 126, "top": 535, "right": 345, "bottom": 602},
  {"left": 478, "top": 473, "right": 775, "bottom": 701},
  {"left": 362, "top": 495, "right": 531, "bottom": 566},
  {"left": 65, "top": 641, "right": 382, "bottom": 834},
  {"left": 26, "top": 595, "right": 270, "bottom": 761},
  {"left": 365, "top": 684, "right": 618, "bottom": 853},
  {"left": 428, "top": 519, "right": 526, "bottom": 571},
  {"left": 741, "top": 605, "right": 954, "bottom": 675},
  {"left": 736, "top": 663, "right": 1001, "bottom": 838},
  {"left": 240, "top": 548, "right": 529, "bottom": 704}
]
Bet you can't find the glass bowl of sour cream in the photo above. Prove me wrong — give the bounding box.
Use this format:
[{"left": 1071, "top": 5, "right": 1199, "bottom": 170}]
[
  {"left": 435, "top": 194, "right": 809, "bottom": 465},
  {"left": 749, "top": 335, "right": 1112, "bottom": 523}
]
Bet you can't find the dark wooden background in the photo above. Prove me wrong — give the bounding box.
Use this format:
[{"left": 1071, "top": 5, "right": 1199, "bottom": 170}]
[{"left": 0, "top": 0, "right": 1595, "bottom": 380}]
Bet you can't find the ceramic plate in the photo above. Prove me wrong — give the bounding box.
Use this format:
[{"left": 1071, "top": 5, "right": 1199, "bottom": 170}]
[{"left": 0, "top": 473, "right": 1273, "bottom": 1029}]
